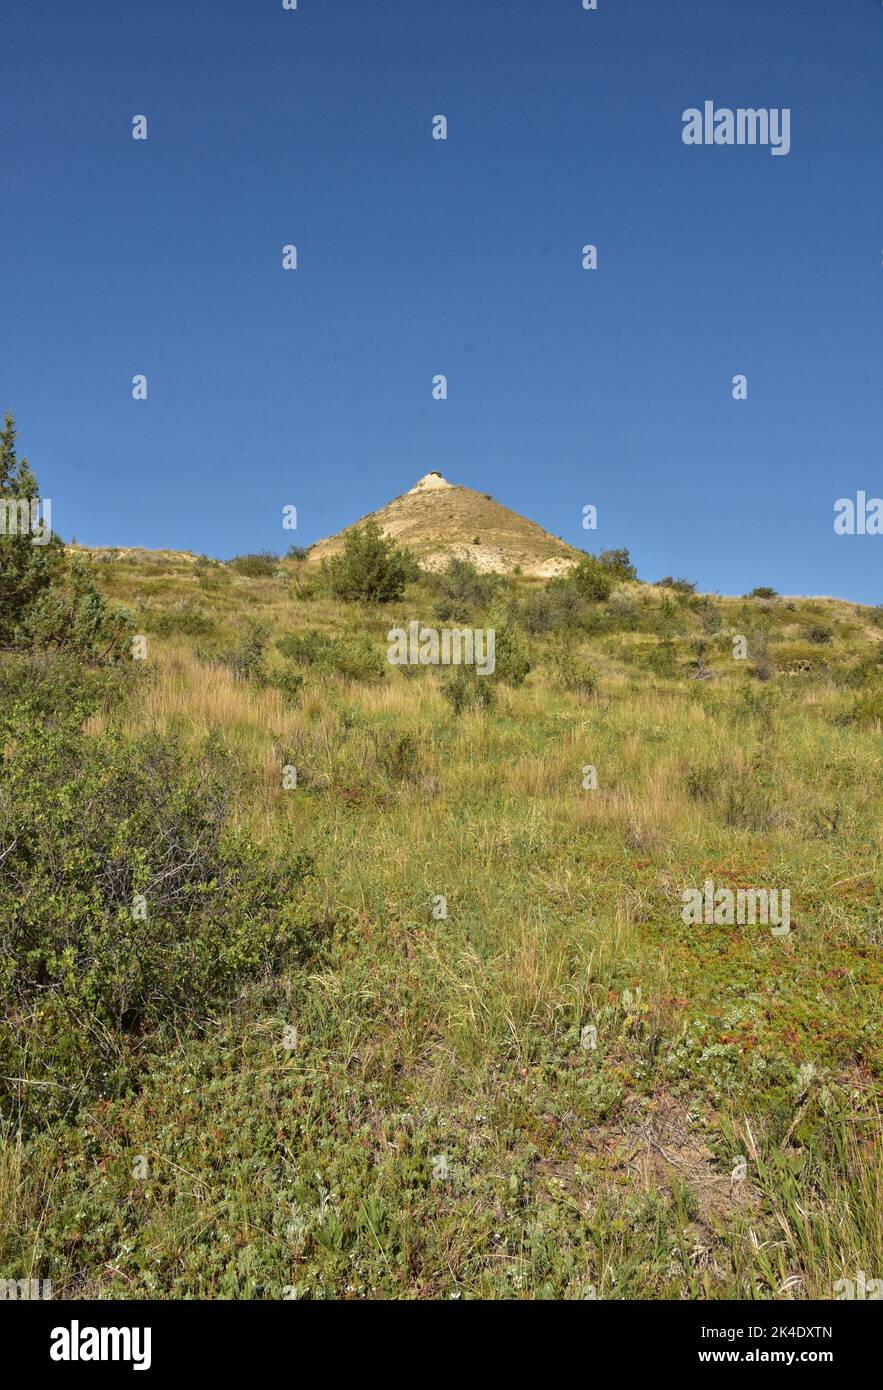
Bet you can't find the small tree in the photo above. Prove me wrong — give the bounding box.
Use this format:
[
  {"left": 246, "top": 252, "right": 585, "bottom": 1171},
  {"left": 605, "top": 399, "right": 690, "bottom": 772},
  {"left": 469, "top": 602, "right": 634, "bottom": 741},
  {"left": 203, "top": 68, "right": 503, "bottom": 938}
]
[
  {"left": 569, "top": 555, "right": 613, "bottom": 601},
  {"left": 23, "top": 555, "right": 135, "bottom": 660},
  {"left": 488, "top": 613, "right": 531, "bottom": 686},
  {"left": 320, "top": 519, "right": 414, "bottom": 603},
  {"left": 597, "top": 548, "right": 638, "bottom": 582},
  {"left": 434, "top": 557, "right": 501, "bottom": 621},
  {"left": 1, "top": 414, "right": 133, "bottom": 659},
  {"left": 0, "top": 412, "right": 64, "bottom": 643}
]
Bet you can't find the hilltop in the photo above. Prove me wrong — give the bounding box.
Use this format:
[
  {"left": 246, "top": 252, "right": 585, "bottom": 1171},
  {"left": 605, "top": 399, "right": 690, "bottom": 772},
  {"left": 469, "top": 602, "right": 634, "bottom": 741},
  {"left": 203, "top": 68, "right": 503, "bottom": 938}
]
[{"left": 305, "top": 472, "right": 582, "bottom": 578}]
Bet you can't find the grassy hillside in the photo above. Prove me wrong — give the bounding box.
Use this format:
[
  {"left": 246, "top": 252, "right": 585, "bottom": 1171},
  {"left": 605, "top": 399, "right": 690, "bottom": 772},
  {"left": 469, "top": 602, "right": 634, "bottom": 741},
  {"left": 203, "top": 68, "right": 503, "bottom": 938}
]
[{"left": 2, "top": 548, "right": 881, "bottom": 1299}]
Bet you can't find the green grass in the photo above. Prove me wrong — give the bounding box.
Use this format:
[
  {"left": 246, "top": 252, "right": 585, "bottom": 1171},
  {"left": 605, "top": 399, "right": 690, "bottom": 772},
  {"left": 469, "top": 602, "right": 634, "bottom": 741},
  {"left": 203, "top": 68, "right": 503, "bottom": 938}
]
[{"left": 1, "top": 558, "right": 881, "bottom": 1299}]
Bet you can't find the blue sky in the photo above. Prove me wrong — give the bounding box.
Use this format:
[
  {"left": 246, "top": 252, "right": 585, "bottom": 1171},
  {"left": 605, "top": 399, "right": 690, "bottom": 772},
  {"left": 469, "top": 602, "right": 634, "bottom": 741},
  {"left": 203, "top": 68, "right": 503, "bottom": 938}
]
[{"left": 1, "top": 0, "right": 881, "bottom": 601}]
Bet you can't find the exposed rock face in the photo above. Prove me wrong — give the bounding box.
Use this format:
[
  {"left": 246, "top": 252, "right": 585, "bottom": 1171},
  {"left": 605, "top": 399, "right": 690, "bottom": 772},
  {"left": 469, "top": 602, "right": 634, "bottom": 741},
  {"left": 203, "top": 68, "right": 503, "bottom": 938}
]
[
  {"left": 307, "top": 473, "right": 581, "bottom": 578},
  {"left": 406, "top": 471, "right": 454, "bottom": 494}
]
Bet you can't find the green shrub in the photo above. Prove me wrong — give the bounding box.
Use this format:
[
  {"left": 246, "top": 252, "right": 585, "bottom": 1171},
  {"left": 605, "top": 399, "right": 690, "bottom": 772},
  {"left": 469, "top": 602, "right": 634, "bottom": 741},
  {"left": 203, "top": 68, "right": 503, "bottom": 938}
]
[
  {"left": 0, "top": 702, "right": 314, "bottom": 1132},
  {"left": 145, "top": 600, "right": 215, "bottom": 636},
  {"left": 224, "top": 621, "right": 270, "bottom": 684},
  {"left": 228, "top": 551, "right": 279, "bottom": 578},
  {"left": 320, "top": 520, "right": 415, "bottom": 603},
  {"left": 22, "top": 554, "right": 135, "bottom": 661},
  {"left": 272, "top": 667, "right": 305, "bottom": 704},
  {"left": 749, "top": 632, "right": 776, "bottom": 681},
  {"left": 605, "top": 589, "right": 640, "bottom": 629},
  {"left": 832, "top": 651, "right": 883, "bottom": 690},
  {"left": 746, "top": 586, "right": 779, "bottom": 600},
  {"left": 530, "top": 561, "right": 616, "bottom": 633},
  {"left": 692, "top": 597, "right": 722, "bottom": 635},
  {"left": 0, "top": 651, "right": 134, "bottom": 726},
  {"left": 656, "top": 576, "right": 697, "bottom": 595},
  {"left": 569, "top": 555, "right": 614, "bottom": 601},
  {"left": 849, "top": 688, "right": 883, "bottom": 727},
  {"left": 433, "top": 558, "right": 501, "bottom": 622},
  {"left": 195, "top": 558, "right": 230, "bottom": 590},
  {"left": 807, "top": 623, "right": 834, "bottom": 645},
  {"left": 0, "top": 413, "right": 65, "bottom": 643},
  {"left": 550, "top": 646, "right": 597, "bottom": 695},
  {"left": 683, "top": 763, "right": 717, "bottom": 803},
  {"left": 645, "top": 637, "right": 679, "bottom": 677},
  {"left": 489, "top": 616, "right": 531, "bottom": 686},
  {"left": 525, "top": 584, "right": 586, "bottom": 633},
  {"left": 373, "top": 730, "right": 421, "bottom": 783},
  {"left": 442, "top": 667, "right": 495, "bottom": 714},
  {"left": 277, "top": 628, "right": 386, "bottom": 682},
  {"left": 521, "top": 588, "right": 557, "bottom": 635},
  {"left": 597, "top": 548, "right": 638, "bottom": 582}
]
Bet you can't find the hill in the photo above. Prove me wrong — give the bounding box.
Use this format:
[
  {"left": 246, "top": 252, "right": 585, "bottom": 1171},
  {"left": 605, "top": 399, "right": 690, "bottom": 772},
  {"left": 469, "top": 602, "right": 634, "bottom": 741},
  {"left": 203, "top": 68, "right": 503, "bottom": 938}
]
[
  {"left": 3, "top": 541, "right": 881, "bottom": 1302},
  {"left": 305, "top": 471, "right": 582, "bottom": 577}
]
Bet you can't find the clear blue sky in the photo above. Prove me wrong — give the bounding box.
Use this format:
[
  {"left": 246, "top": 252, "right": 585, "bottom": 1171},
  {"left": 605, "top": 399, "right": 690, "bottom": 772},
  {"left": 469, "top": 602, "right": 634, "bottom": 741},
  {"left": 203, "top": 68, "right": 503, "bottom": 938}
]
[{"left": 2, "top": 0, "right": 881, "bottom": 601}]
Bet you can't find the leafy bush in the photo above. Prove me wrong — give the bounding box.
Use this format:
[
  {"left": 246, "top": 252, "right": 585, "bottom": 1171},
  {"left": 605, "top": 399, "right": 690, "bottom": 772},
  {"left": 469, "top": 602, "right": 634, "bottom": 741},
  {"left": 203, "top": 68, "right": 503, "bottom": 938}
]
[
  {"left": 750, "top": 635, "right": 775, "bottom": 682},
  {"left": 195, "top": 558, "right": 230, "bottom": 590},
  {"left": 747, "top": 586, "right": 779, "bottom": 600},
  {"left": 807, "top": 623, "right": 834, "bottom": 645},
  {"left": 550, "top": 646, "right": 597, "bottom": 695},
  {"left": 433, "top": 558, "right": 501, "bottom": 622},
  {"left": 442, "top": 667, "right": 496, "bottom": 714},
  {"left": 0, "top": 412, "right": 64, "bottom": 643},
  {"left": 528, "top": 585, "right": 584, "bottom": 632},
  {"left": 0, "top": 416, "right": 129, "bottom": 660},
  {"left": 320, "top": 520, "right": 416, "bottom": 603},
  {"left": 0, "top": 694, "right": 314, "bottom": 1132},
  {"left": 520, "top": 588, "right": 557, "bottom": 635},
  {"left": 832, "top": 651, "right": 883, "bottom": 690},
  {"left": 277, "top": 628, "right": 386, "bottom": 682},
  {"left": 224, "top": 621, "right": 270, "bottom": 684},
  {"left": 228, "top": 551, "right": 279, "bottom": 578},
  {"left": 524, "top": 578, "right": 653, "bottom": 638},
  {"left": 272, "top": 667, "right": 305, "bottom": 704},
  {"left": 848, "top": 688, "right": 883, "bottom": 728},
  {"left": 372, "top": 730, "right": 421, "bottom": 783},
  {"left": 0, "top": 651, "right": 133, "bottom": 726},
  {"left": 527, "top": 557, "right": 614, "bottom": 635},
  {"left": 489, "top": 615, "right": 531, "bottom": 686},
  {"left": 645, "top": 637, "right": 679, "bottom": 678},
  {"left": 656, "top": 576, "right": 697, "bottom": 595},
  {"left": 22, "top": 554, "right": 135, "bottom": 660},
  {"left": 568, "top": 555, "right": 614, "bottom": 601},
  {"left": 605, "top": 588, "right": 640, "bottom": 629},
  {"left": 145, "top": 600, "right": 215, "bottom": 636},
  {"left": 597, "top": 548, "right": 638, "bottom": 582},
  {"left": 692, "top": 596, "right": 722, "bottom": 635}
]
